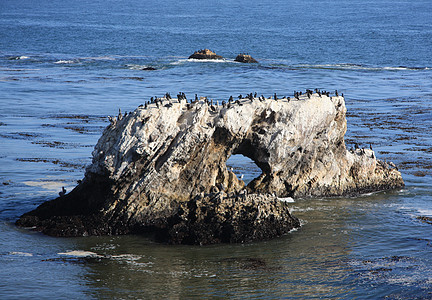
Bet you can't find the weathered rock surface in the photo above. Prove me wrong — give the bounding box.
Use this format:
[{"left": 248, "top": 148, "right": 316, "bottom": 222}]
[
  {"left": 16, "top": 92, "right": 404, "bottom": 244},
  {"left": 188, "top": 49, "right": 223, "bottom": 60},
  {"left": 235, "top": 54, "right": 258, "bottom": 63}
]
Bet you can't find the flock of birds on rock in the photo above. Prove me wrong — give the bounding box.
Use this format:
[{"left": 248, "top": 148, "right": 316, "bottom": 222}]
[
  {"left": 130, "top": 89, "right": 344, "bottom": 113},
  {"left": 106, "top": 89, "right": 345, "bottom": 128}
]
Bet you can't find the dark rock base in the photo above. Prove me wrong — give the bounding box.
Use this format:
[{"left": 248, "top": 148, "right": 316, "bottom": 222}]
[
  {"left": 16, "top": 192, "right": 300, "bottom": 245},
  {"left": 161, "top": 193, "right": 300, "bottom": 245}
]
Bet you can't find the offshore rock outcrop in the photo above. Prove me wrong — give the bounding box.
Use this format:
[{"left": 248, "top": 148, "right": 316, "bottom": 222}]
[
  {"left": 235, "top": 54, "right": 258, "bottom": 63},
  {"left": 16, "top": 92, "right": 404, "bottom": 244},
  {"left": 188, "top": 49, "right": 223, "bottom": 60}
]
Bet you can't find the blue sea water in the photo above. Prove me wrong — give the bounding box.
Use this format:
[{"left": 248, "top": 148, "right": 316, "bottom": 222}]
[{"left": 1, "top": 0, "right": 432, "bottom": 298}]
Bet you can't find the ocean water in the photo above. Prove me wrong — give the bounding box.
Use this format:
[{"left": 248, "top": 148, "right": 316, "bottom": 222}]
[{"left": 1, "top": 0, "right": 432, "bottom": 298}]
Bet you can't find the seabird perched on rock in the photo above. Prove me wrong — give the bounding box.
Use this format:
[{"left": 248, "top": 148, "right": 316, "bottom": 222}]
[
  {"left": 274, "top": 93, "right": 278, "bottom": 100},
  {"left": 335, "top": 90, "right": 339, "bottom": 96},
  {"left": 108, "top": 116, "right": 116, "bottom": 125},
  {"left": 389, "top": 162, "right": 398, "bottom": 171},
  {"left": 118, "top": 108, "right": 123, "bottom": 120},
  {"left": 59, "top": 186, "right": 66, "bottom": 197}
]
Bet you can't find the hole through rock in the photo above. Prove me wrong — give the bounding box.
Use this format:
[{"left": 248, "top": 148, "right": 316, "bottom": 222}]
[{"left": 226, "top": 154, "right": 262, "bottom": 185}]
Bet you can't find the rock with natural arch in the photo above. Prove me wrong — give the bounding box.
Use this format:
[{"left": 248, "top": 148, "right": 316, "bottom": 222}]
[{"left": 16, "top": 92, "right": 404, "bottom": 244}]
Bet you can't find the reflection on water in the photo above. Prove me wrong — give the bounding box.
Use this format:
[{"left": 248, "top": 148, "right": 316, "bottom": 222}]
[{"left": 67, "top": 197, "right": 355, "bottom": 299}]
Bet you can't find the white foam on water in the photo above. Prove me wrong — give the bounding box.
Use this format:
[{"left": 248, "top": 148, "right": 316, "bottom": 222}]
[
  {"left": 9, "top": 251, "right": 33, "bottom": 257},
  {"left": 58, "top": 250, "right": 99, "bottom": 257},
  {"left": 170, "top": 59, "right": 188, "bottom": 65},
  {"left": 278, "top": 197, "right": 295, "bottom": 203},
  {"left": 110, "top": 254, "right": 141, "bottom": 261},
  {"left": 295, "top": 63, "right": 429, "bottom": 72},
  {"left": 416, "top": 209, "right": 432, "bottom": 217},
  {"left": 54, "top": 60, "right": 75, "bottom": 64},
  {"left": 288, "top": 226, "right": 300, "bottom": 233},
  {"left": 290, "top": 206, "right": 315, "bottom": 212},
  {"left": 125, "top": 64, "right": 155, "bottom": 70},
  {"left": 170, "top": 58, "right": 239, "bottom": 65},
  {"left": 186, "top": 58, "right": 232, "bottom": 63}
]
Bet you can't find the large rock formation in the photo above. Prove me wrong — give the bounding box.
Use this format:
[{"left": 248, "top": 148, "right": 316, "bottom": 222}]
[{"left": 16, "top": 92, "right": 404, "bottom": 244}]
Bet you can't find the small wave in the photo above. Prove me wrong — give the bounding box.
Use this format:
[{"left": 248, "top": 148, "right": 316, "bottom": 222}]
[
  {"left": 58, "top": 250, "right": 100, "bottom": 257},
  {"left": 54, "top": 60, "right": 76, "bottom": 64},
  {"left": 110, "top": 254, "right": 142, "bottom": 261},
  {"left": 7, "top": 56, "right": 30, "bottom": 60},
  {"left": 9, "top": 251, "right": 33, "bottom": 257},
  {"left": 126, "top": 64, "right": 156, "bottom": 70},
  {"left": 290, "top": 206, "right": 315, "bottom": 212},
  {"left": 416, "top": 209, "right": 432, "bottom": 217},
  {"left": 170, "top": 59, "right": 189, "bottom": 65},
  {"left": 171, "top": 58, "right": 233, "bottom": 65},
  {"left": 186, "top": 58, "right": 233, "bottom": 63},
  {"left": 295, "top": 63, "right": 430, "bottom": 71},
  {"left": 278, "top": 197, "right": 295, "bottom": 203}
]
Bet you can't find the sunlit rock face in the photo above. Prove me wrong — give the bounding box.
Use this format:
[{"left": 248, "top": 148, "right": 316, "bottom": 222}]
[
  {"left": 16, "top": 92, "right": 403, "bottom": 244},
  {"left": 188, "top": 49, "right": 223, "bottom": 60}
]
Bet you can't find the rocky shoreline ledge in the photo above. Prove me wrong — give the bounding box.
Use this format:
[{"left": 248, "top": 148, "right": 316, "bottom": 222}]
[{"left": 16, "top": 91, "right": 404, "bottom": 244}]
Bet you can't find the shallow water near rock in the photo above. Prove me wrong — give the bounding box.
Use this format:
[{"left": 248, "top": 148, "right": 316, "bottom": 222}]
[{"left": 1, "top": 0, "right": 432, "bottom": 298}]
